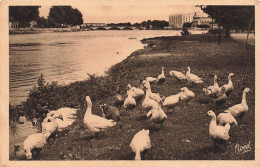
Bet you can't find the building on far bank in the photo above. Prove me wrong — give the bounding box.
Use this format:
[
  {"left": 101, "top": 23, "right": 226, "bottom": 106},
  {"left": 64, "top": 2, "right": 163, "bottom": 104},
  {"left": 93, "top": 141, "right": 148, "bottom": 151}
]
[
  {"left": 9, "top": 17, "right": 18, "bottom": 28},
  {"left": 81, "top": 23, "right": 107, "bottom": 27},
  {"left": 169, "top": 12, "right": 216, "bottom": 29},
  {"left": 169, "top": 13, "right": 194, "bottom": 29},
  {"left": 191, "top": 12, "right": 214, "bottom": 29}
]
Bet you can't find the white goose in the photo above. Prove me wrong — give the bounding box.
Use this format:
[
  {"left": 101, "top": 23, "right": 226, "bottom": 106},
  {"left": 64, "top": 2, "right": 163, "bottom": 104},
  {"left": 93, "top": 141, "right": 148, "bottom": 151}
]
[
  {"left": 142, "top": 82, "right": 161, "bottom": 112},
  {"left": 47, "top": 107, "right": 77, "bottom": 118},
  {"left": 156, "top": 67, "right": 166, "bottom": 84},
  {"left": 84, "top": 96, "right": 116, "bottom": 134},
  {"left": 186, "top": 67, "right": 203, "bottom": 85},
  {"left": 41, "top": 117, "right": 58, "bottom": 134},
  {"left": 224, "top": 88, "right": 252, "bottom": 119},
  {"left": 220, "top": 73, "right": 234, "bottom": 97},
  {"left": 145, "top": 81, "right": 162, "bottom": 102},
  {"left": 23, "top": 132, "right": 51, "bottom": 159},
  {"left": 146, "top": 77, "right": 157, "bottom": 84},
  {"left": 113, "top": 87, "right": 124, "bottom": 109},
  {"left": 213, "top": 87, "right": 228, "bottom": 105},
  {"left": 207, "top": 110, "right": 230, "bottom": 148},
  {"left": 127, "top": 84, "right": 145, "bottom": 100},
  {"left": 217, "top": 112, "right": 238, "bottom": 126},
  {"left": 123, "top": 90, "right": 136, "bottom": 114},
  {"left": 162, "top": 93, "right": 180, "bottom": 113},
  {"left": 179, "top": 87, "right": 195, "bottom": 106},
  {"left": 130, "top": 129, "right": 151, "bottom": 160},
  {"left": 206, "top": 75, "right": 221, "bottom": 97},
  {"left": 147, "top": 104, "right": 167, "bottom": 128},
  {"left": 202, "top": 87, "right": 213, "bottom": 96},
  {"left": 55, "top": 118, "right": 74, "bottom": 132},
  {"left": 169, "top": 70, "right": 187, "bottom": 82}
]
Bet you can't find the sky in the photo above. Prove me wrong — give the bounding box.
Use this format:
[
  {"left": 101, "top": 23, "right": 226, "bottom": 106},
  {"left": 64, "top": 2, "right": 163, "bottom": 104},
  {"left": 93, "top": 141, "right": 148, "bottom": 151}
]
[{"left": 39, "top": 5, "right": 205, "bottom": 24}]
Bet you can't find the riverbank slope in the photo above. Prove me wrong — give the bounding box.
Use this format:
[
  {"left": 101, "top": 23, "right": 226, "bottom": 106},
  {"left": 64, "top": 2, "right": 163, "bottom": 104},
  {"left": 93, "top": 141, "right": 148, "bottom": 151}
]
[{"left": 11, "top": 34, "right": 255, "bottom": 160}]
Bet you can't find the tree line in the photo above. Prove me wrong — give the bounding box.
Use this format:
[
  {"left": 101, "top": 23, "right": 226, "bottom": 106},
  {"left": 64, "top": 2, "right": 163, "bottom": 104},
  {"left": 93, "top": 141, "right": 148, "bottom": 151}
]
[
  {"left": 9, "top": 6, "right": 83, "bottom": 28},
  {"left": 107, "top": 20, "right": 169, "bottom": 29}
]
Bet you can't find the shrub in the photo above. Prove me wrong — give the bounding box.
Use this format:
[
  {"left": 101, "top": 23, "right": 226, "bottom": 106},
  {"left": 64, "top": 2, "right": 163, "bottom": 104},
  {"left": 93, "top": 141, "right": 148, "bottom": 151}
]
[{"left": 181, "top": 27, "right": 190, "bottom": 36}]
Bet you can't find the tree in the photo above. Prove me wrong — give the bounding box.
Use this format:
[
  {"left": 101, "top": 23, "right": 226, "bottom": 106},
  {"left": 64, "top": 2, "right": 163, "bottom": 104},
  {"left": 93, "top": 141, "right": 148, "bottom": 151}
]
[
  {"left": 183, "top": 22, "right": 192, "bottom": 28},
  {"left": 146, "top": 20, "right": 152, "bottom": 29},
  {"left": 48, "top": 6, "right": 83, "bottom": 27},
  {"left": 200, "top": 6, "right": 255, "bottom": 44},
  {"left": 151, "top": 20, "right": 169, "bottom": 29},
  {"left": 133, "top": 22, "right": 141, "bottom": 26},
  {"left": 37, "top": 17, "right": 48, "bottom": 28},
  {"left": 47, "top": 17, "right": 58, "bottom": 27},
  {"left": 141, "top": 21, "right": 147, "bottom": 28},
  {"left": 9, "top": 6, "right": 40, "bottom": 27}
]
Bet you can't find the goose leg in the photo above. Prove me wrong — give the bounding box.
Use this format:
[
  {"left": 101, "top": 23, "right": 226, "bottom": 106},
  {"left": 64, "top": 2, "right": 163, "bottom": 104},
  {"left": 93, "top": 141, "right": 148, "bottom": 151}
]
[
  {"left": 186, "top": 101, "right": 189, "bottom": 107},
  {"left": 172, "top": 106, "right": 175, "bottom": 114},
  {"left": 160, "top": 122, "right": 164, "bottom": 129}
]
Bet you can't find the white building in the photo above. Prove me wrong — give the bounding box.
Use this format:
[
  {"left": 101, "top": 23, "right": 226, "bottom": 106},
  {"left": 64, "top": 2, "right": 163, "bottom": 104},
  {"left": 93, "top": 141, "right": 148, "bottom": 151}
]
[
  {"left": 191, "top": 12, "right": 213, "bottom": 29},
  {"left": 169, "top": 13, "right": 194, "bottom": 29}
]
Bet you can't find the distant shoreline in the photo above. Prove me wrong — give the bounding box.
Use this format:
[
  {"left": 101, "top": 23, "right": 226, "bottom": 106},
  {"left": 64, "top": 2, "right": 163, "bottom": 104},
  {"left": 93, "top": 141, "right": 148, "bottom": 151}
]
[{"left": 9, "top": 27, "right": 207, "bottom": 35}]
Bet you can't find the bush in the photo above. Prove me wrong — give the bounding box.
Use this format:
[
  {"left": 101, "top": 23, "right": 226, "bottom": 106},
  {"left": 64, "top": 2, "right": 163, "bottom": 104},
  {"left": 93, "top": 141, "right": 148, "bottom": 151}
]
[
  {"left": 208, "top": 28, "right": 220, "bottom": 35},
  {"left": 9, "top": 73, "right": 119, "bottom": 127},
  {"left": 181, "top": 27, "right": 190, "bottom": 36}
]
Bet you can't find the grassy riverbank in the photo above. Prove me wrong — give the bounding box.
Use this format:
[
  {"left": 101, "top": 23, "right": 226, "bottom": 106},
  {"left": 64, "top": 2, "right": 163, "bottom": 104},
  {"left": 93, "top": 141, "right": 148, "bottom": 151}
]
[{"left": 11, "top": 34, "right": 255, "bottom": 160}]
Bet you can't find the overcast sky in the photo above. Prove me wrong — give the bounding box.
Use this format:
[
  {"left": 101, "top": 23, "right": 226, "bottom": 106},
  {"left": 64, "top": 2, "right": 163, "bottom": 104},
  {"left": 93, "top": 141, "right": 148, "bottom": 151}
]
[{"left": 39, "top": 5, "right": 205, "bottom": 23}]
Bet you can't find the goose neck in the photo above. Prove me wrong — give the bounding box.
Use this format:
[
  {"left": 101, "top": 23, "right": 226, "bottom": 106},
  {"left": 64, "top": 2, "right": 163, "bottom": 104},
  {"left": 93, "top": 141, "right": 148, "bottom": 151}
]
[
  {"left": 100, "top": 108, "right": 105, "bottom": 117},
  {"left": 228, "top": 76, "right": 233, "bottom": 85},
  {"left": 162, "top": 68, "right": 165, "bottom": 75},
  {"left": 187, "top": 68, "right": 190, "bottom": 75},
  {"left": 85, "top": 103, "right": 92, "bottom": 115},
  {"left": 241, "top": 91, "right": 247, "bottom": 105},
  {"left": 135, "top": 150, "right": 141, "bottom": 160},
  {"left": 209, "top": 116, "right": 217, "bottom": 127}
]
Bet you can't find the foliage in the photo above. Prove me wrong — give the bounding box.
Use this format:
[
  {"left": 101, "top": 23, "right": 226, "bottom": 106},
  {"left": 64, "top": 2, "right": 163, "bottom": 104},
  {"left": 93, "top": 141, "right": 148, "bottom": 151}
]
[
  {"left": 48, "top": 6, "right": 83, "bottom": 27},
  {"left": 151, "top": 20, "right": 169, "bottom": 29},
  {"left": 9, "top": 73, "right": 118, "bottom": 124},
  {"left": 9, "top": 6, "right": 40, "bottom": 27},
  {"left": 37, "top": 17, "right": 48, "bottom": 28},
  {"left": 107, "top": 22, "right": 132, "bottom": 26},
  {"left": 107, "top": 20, "right": 169, "bottom": 29},
  {"left": 200, "top": 6, "right": 255, "bottom": 38},
  {"left": 183, "top": 22, "right": 191, "bottom": 28},
  {"left": 133, "top": 22, "right": 141, "bottom": 26},
  {"left": 181, "top": 27, "right": 190, "bottom": 36},
  {"left": 141, "top": 21, "right": 147, "bottom": 27},
  {"left": 208, "top": 28, "right": 220, "bottom": 35}
]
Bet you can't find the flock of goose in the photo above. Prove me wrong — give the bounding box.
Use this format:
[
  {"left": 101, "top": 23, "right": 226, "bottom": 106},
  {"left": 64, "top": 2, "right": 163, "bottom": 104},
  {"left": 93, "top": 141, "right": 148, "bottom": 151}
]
[{"left": 23, "top": 66, "right": 252, "bottom": 160}]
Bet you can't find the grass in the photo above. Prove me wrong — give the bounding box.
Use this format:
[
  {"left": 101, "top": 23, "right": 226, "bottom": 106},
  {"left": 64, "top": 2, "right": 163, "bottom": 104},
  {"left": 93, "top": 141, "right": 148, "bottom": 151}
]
[{"left": 11, "top": 34, "right": 255, "bottom": 160}]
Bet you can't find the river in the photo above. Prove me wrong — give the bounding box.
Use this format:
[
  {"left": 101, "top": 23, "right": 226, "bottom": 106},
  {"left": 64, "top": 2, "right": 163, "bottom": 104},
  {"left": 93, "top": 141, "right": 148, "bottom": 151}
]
[{"left": 9, "top": 30, "right": 182, "bottom": 105}]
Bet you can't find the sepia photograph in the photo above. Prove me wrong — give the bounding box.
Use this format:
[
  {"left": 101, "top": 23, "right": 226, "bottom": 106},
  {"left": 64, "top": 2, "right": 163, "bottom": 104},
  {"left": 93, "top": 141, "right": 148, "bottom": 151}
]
[{"left": 0, "top": 0, "right": 259, "bottom": 166}]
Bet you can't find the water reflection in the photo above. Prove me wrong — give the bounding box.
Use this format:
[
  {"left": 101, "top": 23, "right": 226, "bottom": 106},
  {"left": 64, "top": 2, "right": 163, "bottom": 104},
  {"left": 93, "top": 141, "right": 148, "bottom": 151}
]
[{"left": 9, "top": 30, "right": 181, "bottom": 104}]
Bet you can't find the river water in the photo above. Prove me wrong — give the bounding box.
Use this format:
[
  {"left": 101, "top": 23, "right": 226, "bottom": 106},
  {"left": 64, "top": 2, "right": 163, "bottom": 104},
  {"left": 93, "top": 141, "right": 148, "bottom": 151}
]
[{"left": 9, "top": 30, "right": 182, "bottom": 105}]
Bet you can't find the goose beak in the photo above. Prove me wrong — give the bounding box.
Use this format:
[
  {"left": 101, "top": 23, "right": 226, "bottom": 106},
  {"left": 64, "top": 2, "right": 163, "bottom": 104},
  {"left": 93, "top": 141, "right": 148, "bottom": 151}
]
[{"left": 249, "top": 89, "right": 253, "bottom": 93}]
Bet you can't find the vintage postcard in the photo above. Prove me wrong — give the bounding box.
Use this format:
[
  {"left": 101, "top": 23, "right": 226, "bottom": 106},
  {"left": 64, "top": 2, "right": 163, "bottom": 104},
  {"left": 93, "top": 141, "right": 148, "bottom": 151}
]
[{"left": 0, "top": 0, "right": 259, "bottom": 166}]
